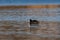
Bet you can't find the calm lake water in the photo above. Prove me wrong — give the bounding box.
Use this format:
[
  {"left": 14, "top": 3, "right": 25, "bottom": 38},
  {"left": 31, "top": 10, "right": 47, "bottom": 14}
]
[{"left": 0, "top": 8, "right": 60, "bottom": 22}]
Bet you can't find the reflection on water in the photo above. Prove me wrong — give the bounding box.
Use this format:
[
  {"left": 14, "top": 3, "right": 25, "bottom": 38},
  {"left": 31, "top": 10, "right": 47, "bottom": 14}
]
[{"left": 0, "top": 15, "right": 60, "bottom": 22}]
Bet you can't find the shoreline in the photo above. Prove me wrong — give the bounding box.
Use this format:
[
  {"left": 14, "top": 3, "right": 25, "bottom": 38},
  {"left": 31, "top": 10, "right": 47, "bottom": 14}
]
[{"left": 0, "top": 4, "right": 60, "bottom": 9}]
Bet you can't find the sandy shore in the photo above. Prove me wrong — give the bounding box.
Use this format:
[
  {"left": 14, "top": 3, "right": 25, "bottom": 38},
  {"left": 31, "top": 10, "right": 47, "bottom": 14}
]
[{"left": 0, "top": 4, "right": 60, "bottom": 10}]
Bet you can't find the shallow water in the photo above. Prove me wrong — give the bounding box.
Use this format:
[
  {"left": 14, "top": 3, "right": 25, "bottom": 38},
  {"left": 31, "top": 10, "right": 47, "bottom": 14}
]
[{"left": 0, "top": 8, "right": 60, "bottom": 40}]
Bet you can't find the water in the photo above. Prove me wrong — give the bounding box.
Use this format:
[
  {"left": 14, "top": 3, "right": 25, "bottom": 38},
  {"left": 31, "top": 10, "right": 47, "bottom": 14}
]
[
  {"left": 0, "top": 0, "right": 60, "bottom": 6},
  {"left": 0, "top": 14, "right": 60, "bottom": 22},
  {"left": 0, "top": 8, "right": 60, "bottom": 40},
  {"left": 0, "top": 8, "right": 60, "bottom": 22}
]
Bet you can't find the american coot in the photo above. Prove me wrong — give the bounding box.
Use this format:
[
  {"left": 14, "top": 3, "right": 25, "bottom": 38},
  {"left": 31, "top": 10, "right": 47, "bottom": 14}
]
[{"left": 30, "top": 19, "right": 39, "bottom": 25}]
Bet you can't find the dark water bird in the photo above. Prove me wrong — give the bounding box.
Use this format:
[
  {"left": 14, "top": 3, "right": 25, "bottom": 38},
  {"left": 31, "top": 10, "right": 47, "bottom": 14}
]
[{"left": 30, "top": 19, "right": 39, "bottom": 25}]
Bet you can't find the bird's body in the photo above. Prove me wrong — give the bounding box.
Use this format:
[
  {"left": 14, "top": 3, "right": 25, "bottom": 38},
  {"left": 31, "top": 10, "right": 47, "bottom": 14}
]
[{"left": 30, "top": 19, "right": 39, "bottom": 25}]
